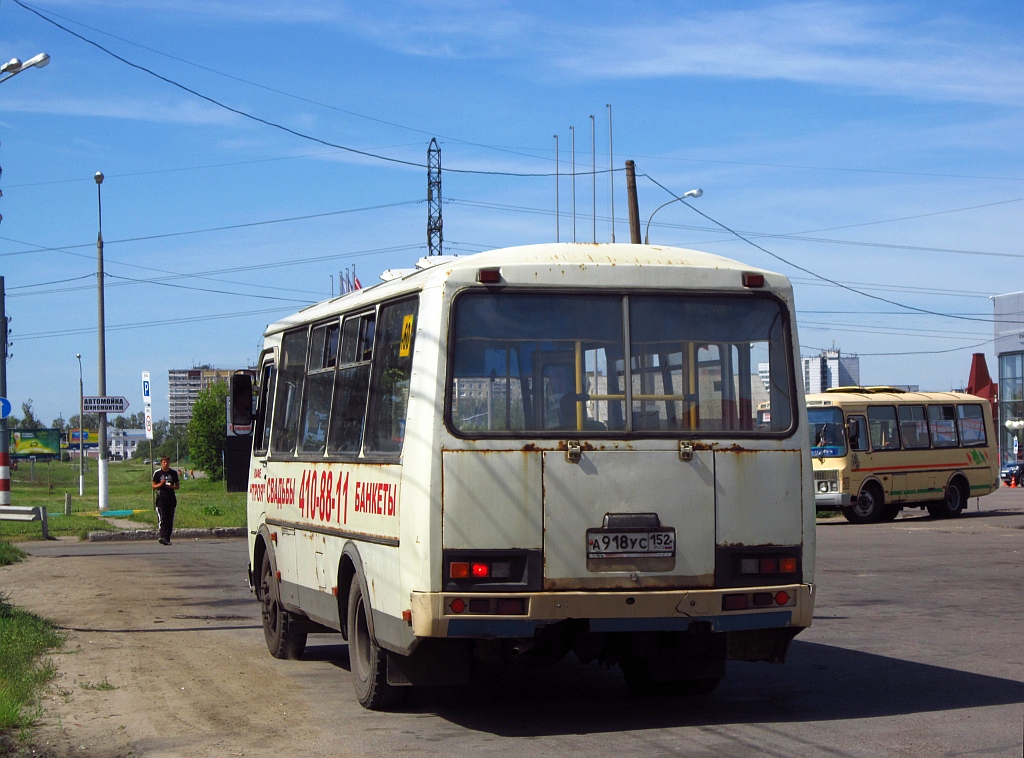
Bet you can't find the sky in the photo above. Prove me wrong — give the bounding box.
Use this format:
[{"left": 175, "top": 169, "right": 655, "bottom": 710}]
[{"left": 1, "top": 0, "right": 1022, "bottom": 426}]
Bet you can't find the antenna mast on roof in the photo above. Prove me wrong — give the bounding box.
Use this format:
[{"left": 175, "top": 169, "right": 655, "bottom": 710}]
[{"left": 427, "top": 138, "right": 443, "bottom": 257}]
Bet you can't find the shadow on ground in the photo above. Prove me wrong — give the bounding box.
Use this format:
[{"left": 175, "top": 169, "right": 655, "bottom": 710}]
[{"left": 302, "top": 638, "right": 1024, "bottom": 736}]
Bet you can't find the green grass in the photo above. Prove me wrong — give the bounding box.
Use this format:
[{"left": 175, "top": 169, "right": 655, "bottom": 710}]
[
  {"left": 0, "top": 593, "right": 64, "bottom": 731},
  {"left": 0, "top": 459, "right": 245, "bottom": 541},
  {"left": 0, "top": 542, "right": 26, "bottom": 567}
]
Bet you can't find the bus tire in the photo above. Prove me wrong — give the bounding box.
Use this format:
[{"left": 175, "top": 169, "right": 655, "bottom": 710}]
[
  {"left": 879, "top": 504, "right": 901, "bottom": 522},
  {"left": 928, "top": 479, "right": 967, "bottom": 519},
  {"left": 347, "top": 577, "right": 403, "bottom": 711},
  {"left": 259, "top": 551, "right": 307, "bottom": 660},
  {"left": 843, "top": 483, "right": 884, "bottom": 524}
]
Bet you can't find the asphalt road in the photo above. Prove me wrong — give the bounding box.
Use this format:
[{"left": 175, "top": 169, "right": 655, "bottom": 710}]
[{"left": 4, "top": 490, "right": 1024, "bottom": 757}]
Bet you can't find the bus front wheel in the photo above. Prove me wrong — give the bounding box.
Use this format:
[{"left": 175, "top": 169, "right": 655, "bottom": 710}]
[
  {"left": 928, "top": 480, "right": 967, "bottom": 519},
  {"left": 259, "top": 551, "right": 307, "bottom": 660},
  {"left": 844, "top": 484, "right": 885, "bottom": 524},
  {"left": 347, "top": 577, "right": 403, "bottom": 710}
]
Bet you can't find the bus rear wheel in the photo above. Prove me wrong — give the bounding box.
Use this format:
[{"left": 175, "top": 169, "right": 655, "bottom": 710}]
[
  {"left": 843, "top": 484, "right": 884, "bottom": 524},
  {"left": 927, "top": 480, "right": 967, "bottom": 519},
  {"left": 259, "top": 551, "right": 307, "bottom": 660},
  {"left": 347, "top": 577, "right": 403, "bottom": 710}
]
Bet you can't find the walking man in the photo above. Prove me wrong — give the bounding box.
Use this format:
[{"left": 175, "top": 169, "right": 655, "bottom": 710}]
[{"left": 152, "top": 456, "right": 180, "bottom": 545}]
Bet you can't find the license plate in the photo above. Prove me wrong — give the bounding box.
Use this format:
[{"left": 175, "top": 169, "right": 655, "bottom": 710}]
[{"left": 587, "top": 529, "right": 676, "bottom": 559}]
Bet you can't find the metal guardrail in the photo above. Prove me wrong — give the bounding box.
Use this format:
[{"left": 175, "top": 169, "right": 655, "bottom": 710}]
[{"left": 0, "top": 505, "right": 49, "bottom": 539}]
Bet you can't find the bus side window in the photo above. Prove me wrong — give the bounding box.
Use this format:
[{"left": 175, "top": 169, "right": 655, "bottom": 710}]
[
  {"left": 867, "top": 406, "right": 900, "bottom": 451},
  {"left": 897, "top": 405, "right": 930, "bottom": 449},
  {"left": 957, "top": 404, "right": 987, "bottom": 446},
  {"left": 365, "top": 297, "right": 419, "bottom": 455},
  {"left": 847, "top": 414, "right": 868, "bottom": 451},
  {"left": 300, "top": 321, "right": 339, "bottom": 454},
  {"left": 928, "top": 405, "right": 959, "bottom": 447},
  {"left": 253, "top": 361, "right": 275, "bottom": 454},
  {"left": 271, "top": 329, "right": 309, "bottom": 455},
  {"left": 328, "top": 312, "right": 375, "bottom": 455}
]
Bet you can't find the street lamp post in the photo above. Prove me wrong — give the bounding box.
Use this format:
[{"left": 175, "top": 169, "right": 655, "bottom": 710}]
[
  {"left": 644, "top": 188, "right": 704, "bottom": 245},
  {"left": 0, "top": 53, "right": 49, "bottom": 85},
  {"left": 95, "top": 172, "right": 108, "bottom": 511},
  {"left": 76, "top": 353, "right": 84, "bottom": 496}
]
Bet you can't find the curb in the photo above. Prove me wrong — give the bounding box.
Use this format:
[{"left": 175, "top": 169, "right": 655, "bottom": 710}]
[{"left": 87, "top": 526, "right": 248, "bottom": 542}]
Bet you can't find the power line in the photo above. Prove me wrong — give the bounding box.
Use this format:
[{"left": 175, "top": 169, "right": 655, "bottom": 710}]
[
  {"left": 105, "top": 274, "right": 313, "bottom": 303},
  {"left": 14, "top": 306, "right": 292, "bottom": 341},
  {"left": 6, "top": 243, "right": 425, "bottom": 299},
  {"left": 15, "top": 1, "right": 559, "bottom": 166},
  {"left": 630, "top": 153, "right": 1024, "bottom": 183},
  {"left": 13, "top": 0, "right": 614, "bottom": 179},
  {"left": 640, "top": 170, "right": 1019, "bottom": 326},
  {"left": 446, "top": 196, "right": 1024, "bottom": 261}
]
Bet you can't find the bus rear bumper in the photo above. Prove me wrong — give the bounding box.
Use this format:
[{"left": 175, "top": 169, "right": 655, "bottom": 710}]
[{"left": 409, "top": 584, "right": 814, "bottom": 639}]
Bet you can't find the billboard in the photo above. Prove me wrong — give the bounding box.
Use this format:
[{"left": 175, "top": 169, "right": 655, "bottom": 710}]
[
  {"left": 11, "top": 429, "right": 61, "bottom": 458},
  {"left": 66, "top": 429, "right": 100, "bottom": 448}
]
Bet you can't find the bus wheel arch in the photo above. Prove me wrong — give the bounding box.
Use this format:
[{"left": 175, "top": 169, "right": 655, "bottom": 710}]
[
  {"left": 343, "top": 548, "right": 403, "bottom": 710},
  {"left": 844, "top": 480, "right": 885, "bottom": 524},
  {"left": 258, "top": 543, "right": 307, "bottom": 660},
  {"left": 929, "top": 475, "right": 968, "bottom": 519},
  {"left": 252, "top": 531, "right": 270, "bottom": 601},
  {"left": 336, "top": 547, "right": 360, "bottom": 641}
]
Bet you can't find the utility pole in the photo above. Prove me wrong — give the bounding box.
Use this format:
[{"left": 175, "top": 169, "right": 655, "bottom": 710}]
[
  {"left": 607, "top": 104, "right": 615, "bottom": 243},
  {"left": 0, "top": 277, "right": 8, "bottom": 508},
  {"left": 590, "top": 115, "right": 596, "bottom": 243},
  {"left": 554, "top": 135, "right": 560, "bottom": 243},
  {"left": 570, "top": 126, "right": 576, "bottom": 242},
  {"left": 625, "top": 160, "right": 641, "bottom": 244},
  {"left": 95, "top": 172, "right": 108, "bottom": 511},
  {"left": 427, "top": 138, "right": 443, "bottom": 257}
]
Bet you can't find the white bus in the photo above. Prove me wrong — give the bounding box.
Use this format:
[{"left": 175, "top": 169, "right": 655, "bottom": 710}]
[{"left": 230, "top": 243, "right": 816, "bottom": 709}]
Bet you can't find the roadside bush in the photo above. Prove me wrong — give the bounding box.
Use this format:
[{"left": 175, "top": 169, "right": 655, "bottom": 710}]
[{"left": 0, "top": 593, "right": 64, "bottom": 730}]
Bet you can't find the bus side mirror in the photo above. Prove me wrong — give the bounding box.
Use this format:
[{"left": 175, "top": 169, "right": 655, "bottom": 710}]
[{"left": 229, "top": 372, "right": 255, "bottom": 434}]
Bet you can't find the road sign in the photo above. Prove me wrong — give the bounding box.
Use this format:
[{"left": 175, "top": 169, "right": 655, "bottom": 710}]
[
  {"left": 83, "top": 396, "right": 130, "bottom": 414},
  {"left": 142, "top": 371, "right": 151, "bottom": 405},
  {"left": 145, "top": 406, "right": 153, "bottom": 440},
  {"left": 0, "top": 397, "right": 10, "bottom": 419}
]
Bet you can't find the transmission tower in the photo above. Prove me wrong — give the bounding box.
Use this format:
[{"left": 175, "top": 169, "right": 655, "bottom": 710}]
[{"left": 427, "top": 138, "right": 442, "bottom": 257}]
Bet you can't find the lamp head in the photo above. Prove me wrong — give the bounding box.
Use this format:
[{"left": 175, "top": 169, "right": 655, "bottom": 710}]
[
  {"left": 683, "top": 188, "right": 703, "bottom": 199},
  {"left": 94, "top": 172, "right": 104, "bottom": 185},
  {"left": 76, "top": 353, "right": 81, "bottom": 359},
  {"left": 1, "top": 58, "right": 22, "bottom": 75},
  {"left": 24, "top": 53, "right": 49, "bottom": 69}
]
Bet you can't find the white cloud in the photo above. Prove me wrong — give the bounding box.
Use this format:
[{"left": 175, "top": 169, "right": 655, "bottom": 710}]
[
  {"left": 549, "top": 3, "right": 1024, "bottom": 105},
  {"left": 0, "top": 95, "right": 238, "bottom": 124}
]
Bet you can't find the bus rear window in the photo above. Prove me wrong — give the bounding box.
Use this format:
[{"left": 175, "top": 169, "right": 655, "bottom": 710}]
[{"left": 448, "top": 292, "right": 794, "bottom": 436}]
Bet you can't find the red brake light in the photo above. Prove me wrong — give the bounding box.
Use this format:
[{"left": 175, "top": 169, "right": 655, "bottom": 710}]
[
  {"left": 722, "top": 594, "right": 749, "bottom": 611},
  {"left": 779, "top": 557, "right": 797, "bottom": 574},
  {"left": 472, "top": 562, "right": 490, "bottom": 578},
  {"left": 759, "top": 557, "right": 778, "bottom": 574},
  {"left": 450, "top": 598, "right": 466, "bottom": 614},
  {"left": 477, "top": 268, "right": 502, "bottom": 284},
  {"left": 774, "top": 591, "right": 791, "bottom": 606},
  {"left": 450, "top": 562, "right": 470, "bottom": 579},
  {"left": 742, "top": 272, "right": 765, "bottom": 288},
  {"left": 496, "top": 598, "right": 525, "bottom": 615}
]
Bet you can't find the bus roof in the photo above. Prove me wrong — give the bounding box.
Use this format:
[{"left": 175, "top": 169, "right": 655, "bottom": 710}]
[
  {"left": 806, "top": 389, "right": 987, "bottom": 405},
  {"left": 264, "top": 242, "right": 791, "bottom": 336}
]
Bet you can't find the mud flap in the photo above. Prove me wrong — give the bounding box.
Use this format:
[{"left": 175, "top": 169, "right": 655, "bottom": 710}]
[
  {"left": 727, "top": 627, "right": 801, "bottom": 663},
  {"left": 386, "top": 639, "right": 472, "bottom": 686}
]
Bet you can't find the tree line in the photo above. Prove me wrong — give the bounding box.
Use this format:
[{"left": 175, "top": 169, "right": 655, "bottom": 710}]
[{"left": 7, "top": 384, "right": 229, "bottom": 481}]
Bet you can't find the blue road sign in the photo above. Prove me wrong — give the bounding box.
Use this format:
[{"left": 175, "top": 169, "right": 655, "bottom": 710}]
[{"left": 0, "top": 398, "right": 10, "bottom": 419}]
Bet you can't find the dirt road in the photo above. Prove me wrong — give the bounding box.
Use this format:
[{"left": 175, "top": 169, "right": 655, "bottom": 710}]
[
  {"left": 0, "top": 539, "right": 354, "bottom": 757},
  {"left": 2, "top": 495, "right": 1023, "bottom": 757}
]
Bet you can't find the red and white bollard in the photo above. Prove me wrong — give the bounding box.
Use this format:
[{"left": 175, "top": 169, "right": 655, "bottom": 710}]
[{"left": 0, "top": 451, "right": 10, "bottom": 505}]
